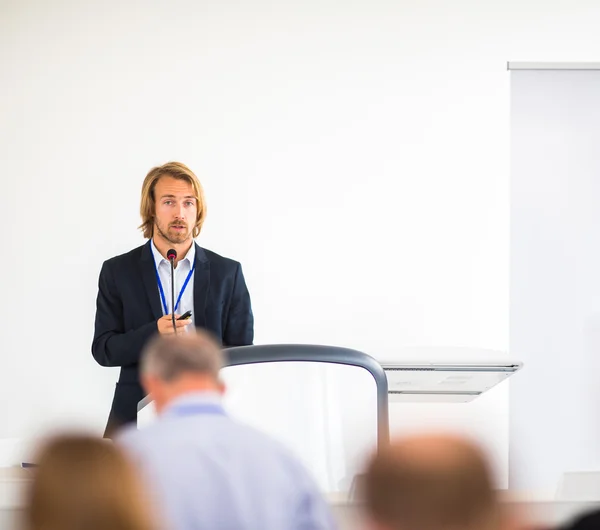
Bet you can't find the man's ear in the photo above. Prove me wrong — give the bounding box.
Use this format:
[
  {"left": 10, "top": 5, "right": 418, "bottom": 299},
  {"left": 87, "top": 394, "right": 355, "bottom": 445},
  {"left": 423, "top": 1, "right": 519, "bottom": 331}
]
[
  {"left": 141, "top": 373, "right": 157, "bottom": 397},
  {"left": 217, "top": 379, "right": 226, "bottom": 395}
]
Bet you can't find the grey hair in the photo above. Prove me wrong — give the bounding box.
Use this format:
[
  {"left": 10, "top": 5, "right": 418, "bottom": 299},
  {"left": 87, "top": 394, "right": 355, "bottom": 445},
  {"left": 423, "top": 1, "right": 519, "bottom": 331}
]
[{"left": 140, "top": 330, "right": 223, "bottom": 382}]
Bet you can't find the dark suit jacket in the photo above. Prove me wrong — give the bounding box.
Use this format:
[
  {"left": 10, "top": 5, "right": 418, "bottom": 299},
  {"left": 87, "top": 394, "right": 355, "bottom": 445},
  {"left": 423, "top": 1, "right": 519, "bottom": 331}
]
[{"left": 92, "top": 240, "right": 253, "bottom": 436}]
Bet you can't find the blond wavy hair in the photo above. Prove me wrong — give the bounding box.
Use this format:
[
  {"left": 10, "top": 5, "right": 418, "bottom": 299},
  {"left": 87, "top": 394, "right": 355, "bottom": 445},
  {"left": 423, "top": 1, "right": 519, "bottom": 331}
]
[{"left": 139, "top": 161, "right": 207, "bottom": 239}]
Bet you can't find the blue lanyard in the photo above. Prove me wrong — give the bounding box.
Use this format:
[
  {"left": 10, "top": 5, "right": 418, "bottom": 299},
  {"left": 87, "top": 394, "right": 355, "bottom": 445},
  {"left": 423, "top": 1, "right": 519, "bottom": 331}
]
[
  {"left": 155, "top": 262, "right": 195, "bottom": 315},
  {"left": 170, "top": 404, "right": 226, "bottom": 417}
]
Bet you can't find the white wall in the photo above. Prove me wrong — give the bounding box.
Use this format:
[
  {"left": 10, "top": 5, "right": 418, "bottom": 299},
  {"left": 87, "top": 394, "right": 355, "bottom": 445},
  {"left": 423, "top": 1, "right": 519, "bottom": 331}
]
[
  {"left": 510, "top": 69, "right": 600, "bottom": 496},
  {"left": 1, "top": 0, "right": 599, "bottom": 488}
]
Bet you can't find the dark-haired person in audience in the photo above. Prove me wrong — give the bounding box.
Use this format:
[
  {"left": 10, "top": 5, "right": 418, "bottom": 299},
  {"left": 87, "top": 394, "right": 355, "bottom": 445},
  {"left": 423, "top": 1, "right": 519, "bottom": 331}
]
[
  {"left": 117, "top": 330, "right": 336, "bottom": 530},
  {"left": 562, "top": 510, "right": 600, "bottom": 530}
]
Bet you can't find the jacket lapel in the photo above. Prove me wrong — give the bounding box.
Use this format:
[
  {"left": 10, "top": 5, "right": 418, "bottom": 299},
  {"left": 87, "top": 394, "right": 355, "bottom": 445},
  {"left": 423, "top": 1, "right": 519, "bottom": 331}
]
[
  {"left": 140, "top": 240, "right": 163, "bottom": 321},
  {"left": 193, "top": 243, "right": 210, "bottom": 328}
]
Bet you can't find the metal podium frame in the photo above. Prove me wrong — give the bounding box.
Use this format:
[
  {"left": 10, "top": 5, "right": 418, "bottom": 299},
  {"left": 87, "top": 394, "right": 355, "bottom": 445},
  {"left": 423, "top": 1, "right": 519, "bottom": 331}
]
[{"left": 138, "top": 343, "right": 389, "bottom": 447}]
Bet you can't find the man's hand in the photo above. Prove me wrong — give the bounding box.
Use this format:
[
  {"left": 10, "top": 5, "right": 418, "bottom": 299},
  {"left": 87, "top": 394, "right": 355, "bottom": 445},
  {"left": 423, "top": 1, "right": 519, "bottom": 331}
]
[{"left": 157, "top": 314, "right": 193, "bottom": 334}]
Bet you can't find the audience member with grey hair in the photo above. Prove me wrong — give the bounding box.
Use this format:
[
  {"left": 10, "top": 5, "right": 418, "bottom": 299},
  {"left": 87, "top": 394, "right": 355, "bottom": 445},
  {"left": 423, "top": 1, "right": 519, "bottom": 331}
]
[
  {"left": 117, "top": 330, "right": 336, "bottom": 530},
  {"left": 140, "top": 330, "right": 222, "bottom": 389}
]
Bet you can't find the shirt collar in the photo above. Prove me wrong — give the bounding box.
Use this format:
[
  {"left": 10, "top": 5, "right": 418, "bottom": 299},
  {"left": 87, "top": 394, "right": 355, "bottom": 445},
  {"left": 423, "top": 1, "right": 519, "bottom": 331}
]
[
  {"left": 162, "top": 391, "right": 224, "bottom": 417},
  {"left": 150, "top": 239, "right": 196, "bottom": 268}
]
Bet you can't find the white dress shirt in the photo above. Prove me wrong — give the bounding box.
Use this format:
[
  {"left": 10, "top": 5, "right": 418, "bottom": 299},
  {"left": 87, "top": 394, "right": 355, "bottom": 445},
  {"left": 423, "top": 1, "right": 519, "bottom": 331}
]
[{"left": 151, "top": 239, "right": 195, "bottom": 327}]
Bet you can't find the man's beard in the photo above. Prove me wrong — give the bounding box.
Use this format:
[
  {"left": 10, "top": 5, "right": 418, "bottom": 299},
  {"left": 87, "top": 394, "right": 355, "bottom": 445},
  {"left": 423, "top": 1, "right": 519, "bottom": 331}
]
[{"left": 155, "top": 222, "right": 191, "bottom": 245}]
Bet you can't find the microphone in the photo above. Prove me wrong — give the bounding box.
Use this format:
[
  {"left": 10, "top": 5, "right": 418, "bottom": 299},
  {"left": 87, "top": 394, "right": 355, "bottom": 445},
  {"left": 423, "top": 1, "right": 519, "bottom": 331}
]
[{"left": 167, "top": 249, "right": 177, "bottom": 333}]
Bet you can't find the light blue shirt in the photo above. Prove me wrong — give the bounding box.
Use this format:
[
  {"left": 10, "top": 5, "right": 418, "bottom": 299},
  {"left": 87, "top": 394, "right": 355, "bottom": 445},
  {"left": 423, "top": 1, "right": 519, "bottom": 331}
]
[{"left": 117, "top": 393, "right": 337, "bottom": 530}]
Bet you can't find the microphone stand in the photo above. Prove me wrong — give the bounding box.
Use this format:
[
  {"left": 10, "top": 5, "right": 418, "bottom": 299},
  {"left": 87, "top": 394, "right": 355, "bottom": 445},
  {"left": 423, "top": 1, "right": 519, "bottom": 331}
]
[{"left": 170, "top": 256, "right": 176, "bottom": 334}]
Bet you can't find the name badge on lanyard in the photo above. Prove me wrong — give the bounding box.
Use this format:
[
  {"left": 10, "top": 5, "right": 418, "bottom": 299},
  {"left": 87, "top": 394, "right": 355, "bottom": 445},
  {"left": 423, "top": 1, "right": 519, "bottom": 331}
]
[{"left": 155, "top": 262, "right": 196, "bottom": 315}]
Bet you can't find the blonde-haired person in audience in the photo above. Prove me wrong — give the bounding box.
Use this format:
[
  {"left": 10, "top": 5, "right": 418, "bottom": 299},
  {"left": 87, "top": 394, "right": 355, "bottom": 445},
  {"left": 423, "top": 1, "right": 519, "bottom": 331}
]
[
  {"left": 23, "top": 434, "right": 156, "bottom": 530},
  {"left": 363, "top": 434, "right": 517, "bottom": 530}
]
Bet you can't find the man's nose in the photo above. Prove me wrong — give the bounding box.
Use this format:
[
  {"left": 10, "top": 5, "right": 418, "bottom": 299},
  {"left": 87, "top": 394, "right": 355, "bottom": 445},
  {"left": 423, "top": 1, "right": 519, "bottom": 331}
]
[{"left": 175, "top": 203, "right": 185, "bottom": 219}]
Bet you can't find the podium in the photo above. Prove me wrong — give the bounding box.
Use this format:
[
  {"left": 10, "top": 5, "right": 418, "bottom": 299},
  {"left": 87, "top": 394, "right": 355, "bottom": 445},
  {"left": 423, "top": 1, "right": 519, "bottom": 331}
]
[
  {"left": 138, "top": 344, "right": 388, "bottom": 493},
  {"left": 137, "top": 345, "right": 522, "bottom": 493}
]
